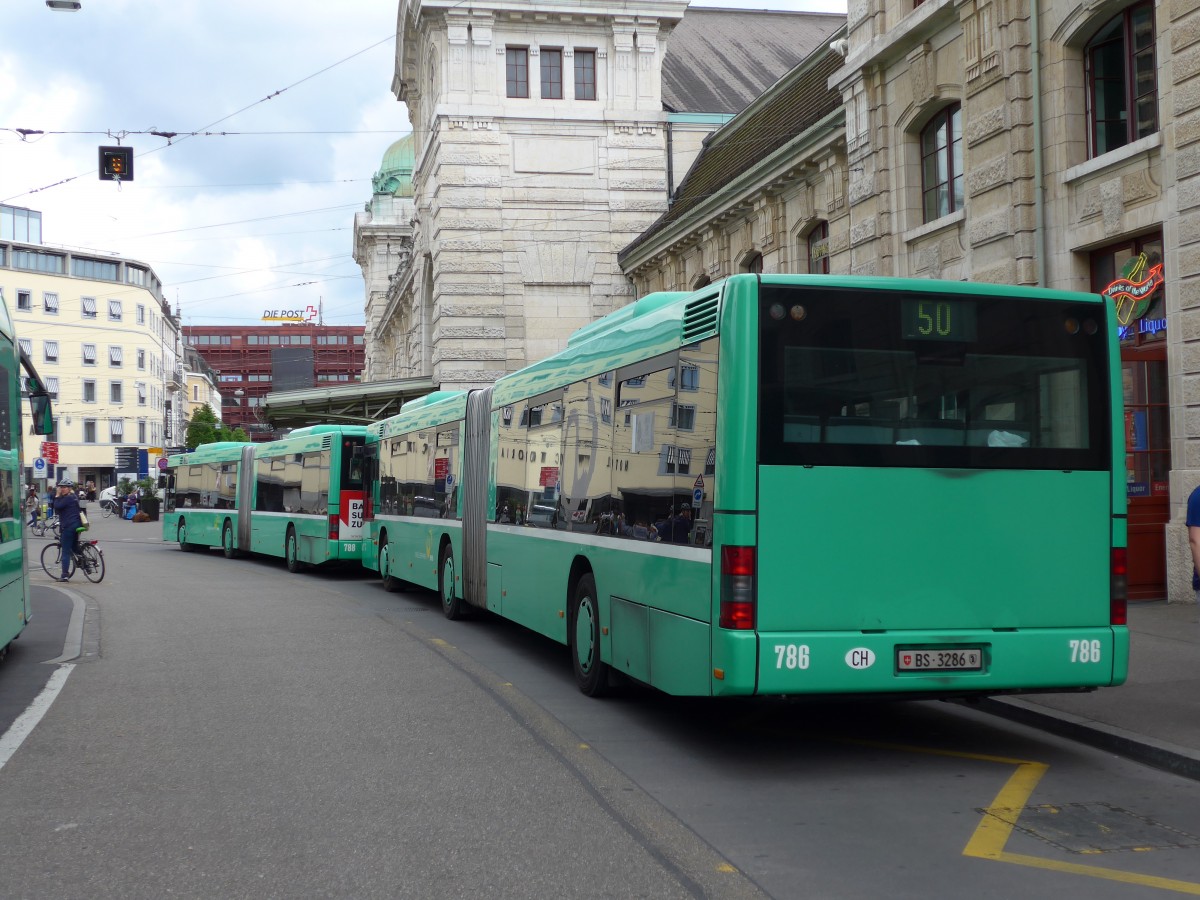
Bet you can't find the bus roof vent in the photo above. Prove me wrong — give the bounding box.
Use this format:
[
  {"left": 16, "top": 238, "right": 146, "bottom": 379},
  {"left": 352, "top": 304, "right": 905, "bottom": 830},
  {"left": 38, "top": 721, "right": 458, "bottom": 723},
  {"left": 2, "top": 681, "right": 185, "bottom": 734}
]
[
  {"left": 322, "top": 435, "right": 332, "bottom": 451},
  {"left": 681, "top": 293, "right": 719, "bottom": 343}
]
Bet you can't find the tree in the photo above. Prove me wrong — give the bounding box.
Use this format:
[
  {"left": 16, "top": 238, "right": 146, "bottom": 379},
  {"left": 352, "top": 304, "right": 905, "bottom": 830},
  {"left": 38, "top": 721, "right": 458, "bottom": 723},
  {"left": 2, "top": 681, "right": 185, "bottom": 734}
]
[{"left": 184, "top": 404, "right": 249, "bottom": 449}]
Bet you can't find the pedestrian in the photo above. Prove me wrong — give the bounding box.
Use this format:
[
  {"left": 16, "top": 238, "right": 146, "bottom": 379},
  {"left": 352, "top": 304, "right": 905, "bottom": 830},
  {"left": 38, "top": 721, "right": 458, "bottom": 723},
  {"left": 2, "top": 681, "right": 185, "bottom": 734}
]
[
  {"left": 51, "top": 479, "right": 82, "bottom": 582},
  {"left": 25, "top": 484, "right": 38, "bottom": 526},
  {"left": 1188, "top": 483, "right": 1200, "bottom": 615}
]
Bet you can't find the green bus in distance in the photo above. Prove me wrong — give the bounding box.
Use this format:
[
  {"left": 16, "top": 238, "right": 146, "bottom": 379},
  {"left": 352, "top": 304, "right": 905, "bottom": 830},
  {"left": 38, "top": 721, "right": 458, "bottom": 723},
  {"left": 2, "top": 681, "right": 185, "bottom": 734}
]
[
  {"left": 366, "top": 274, "right": 1129, "bottom": 698},
  {"left": 164, "top": 424, "right": 367, "bottom": 571}
]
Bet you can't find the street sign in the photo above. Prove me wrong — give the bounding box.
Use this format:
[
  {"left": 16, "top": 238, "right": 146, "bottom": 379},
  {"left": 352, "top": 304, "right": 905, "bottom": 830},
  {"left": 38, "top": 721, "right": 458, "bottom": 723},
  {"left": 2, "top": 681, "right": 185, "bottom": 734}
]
[
  {"left": 32, "top": 457, "right": 46, "bottom": 476},
  {"left": 692, "top": 487, "right": 703, "bottom": 508},
  {"left": 40, "top": 441, "right": 58, "bottom": 463},
  {"left": 157, "top": 458, "right": 168, "bottom": 471}
]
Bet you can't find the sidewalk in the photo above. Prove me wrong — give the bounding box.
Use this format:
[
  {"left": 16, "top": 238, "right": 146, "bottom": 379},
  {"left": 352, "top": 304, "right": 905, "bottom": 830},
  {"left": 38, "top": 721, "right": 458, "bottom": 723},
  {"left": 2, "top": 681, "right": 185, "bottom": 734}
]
[{"left": 976, "top": 600, "right": 1200, "bottom": 781}]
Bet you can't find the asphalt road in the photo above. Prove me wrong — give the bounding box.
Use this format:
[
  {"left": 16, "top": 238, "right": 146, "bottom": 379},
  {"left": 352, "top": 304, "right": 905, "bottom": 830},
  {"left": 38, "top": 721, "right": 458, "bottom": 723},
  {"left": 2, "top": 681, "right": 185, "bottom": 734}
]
[{"left": 1, "top": 516, "right": 1199, "bottom": 899}]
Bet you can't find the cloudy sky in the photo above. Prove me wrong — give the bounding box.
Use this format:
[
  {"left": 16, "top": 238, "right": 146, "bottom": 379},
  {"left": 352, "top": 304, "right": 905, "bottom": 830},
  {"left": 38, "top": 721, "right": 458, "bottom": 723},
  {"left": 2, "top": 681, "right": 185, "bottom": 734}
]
[{"left": 1, "top": 0, "right": 846, "bottom": 330}]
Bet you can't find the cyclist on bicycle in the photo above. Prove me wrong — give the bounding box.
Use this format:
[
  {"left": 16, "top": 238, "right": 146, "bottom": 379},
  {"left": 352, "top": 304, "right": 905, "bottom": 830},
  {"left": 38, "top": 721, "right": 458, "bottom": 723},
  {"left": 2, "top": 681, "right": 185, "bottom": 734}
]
[{"left": 51, "top": 480, "right": 82, "bottom": 582}]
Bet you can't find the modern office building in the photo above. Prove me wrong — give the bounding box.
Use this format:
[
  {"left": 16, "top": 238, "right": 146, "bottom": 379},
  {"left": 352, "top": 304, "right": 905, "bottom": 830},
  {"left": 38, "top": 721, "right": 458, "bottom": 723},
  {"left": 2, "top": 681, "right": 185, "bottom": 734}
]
[
  {"left": 0, "top": 204, "right": 182, "bottom": 488},
  {"left": 182, "top": 324, "right": 364, "bottom": 440}
]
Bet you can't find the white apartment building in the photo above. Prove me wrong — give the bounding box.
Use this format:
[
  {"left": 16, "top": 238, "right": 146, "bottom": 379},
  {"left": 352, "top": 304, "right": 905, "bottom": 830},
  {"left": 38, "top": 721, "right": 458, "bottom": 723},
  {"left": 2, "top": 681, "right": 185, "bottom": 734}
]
[{"left": 0, "top": 208, "right": 182, "bottom": 489}]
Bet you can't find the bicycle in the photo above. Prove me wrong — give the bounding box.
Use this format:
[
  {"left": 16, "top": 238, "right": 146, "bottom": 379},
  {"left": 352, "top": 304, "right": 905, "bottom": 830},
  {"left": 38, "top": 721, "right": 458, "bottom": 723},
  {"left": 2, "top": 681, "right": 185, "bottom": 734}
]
[
  {"left": 99, "top": 498, "right": 120, "bottom": 519},
  {"left": 29, "top": 515, "right": 60, "bottom": 539},
  {"left": 40, "top": 535, "right": 105, "bottom": 583}
]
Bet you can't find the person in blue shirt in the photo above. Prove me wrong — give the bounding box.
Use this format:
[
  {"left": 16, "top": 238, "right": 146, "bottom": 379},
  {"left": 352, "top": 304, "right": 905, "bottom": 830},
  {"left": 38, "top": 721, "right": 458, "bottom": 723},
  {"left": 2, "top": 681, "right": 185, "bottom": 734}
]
[
  {"left": 1187, "top": 485, "right": 1200, "bottom": 609},
  {"left": 51, "top": 479, "right": 82, "bottom": 582}
]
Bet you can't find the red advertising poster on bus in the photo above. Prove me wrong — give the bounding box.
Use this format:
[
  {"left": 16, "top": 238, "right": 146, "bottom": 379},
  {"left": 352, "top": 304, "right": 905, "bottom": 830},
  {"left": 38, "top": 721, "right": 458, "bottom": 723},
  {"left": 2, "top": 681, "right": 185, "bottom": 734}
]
[{"left": 340, "top": 490, "right": 364, "bottom": 541}]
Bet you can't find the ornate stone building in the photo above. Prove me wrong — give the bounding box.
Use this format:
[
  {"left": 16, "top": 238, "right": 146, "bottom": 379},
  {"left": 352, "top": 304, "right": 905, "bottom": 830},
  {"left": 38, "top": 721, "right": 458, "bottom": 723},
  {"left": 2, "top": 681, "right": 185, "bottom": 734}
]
[
  {"left": 622, "top": 0, "right": 1195, "bottom": 603},
  {"left": 353, "top": 136, "right": 417, "bottom": 382},
  {"left": 361, "top": 1, "right": 845, "bottom": 391}
]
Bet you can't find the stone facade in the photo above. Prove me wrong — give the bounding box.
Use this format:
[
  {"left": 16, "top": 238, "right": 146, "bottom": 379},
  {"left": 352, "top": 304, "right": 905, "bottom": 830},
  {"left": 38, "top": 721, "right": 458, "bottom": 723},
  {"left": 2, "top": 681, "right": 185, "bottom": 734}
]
[
  {"left": 375, "top": 0, "right": 688, "bottom": 390},
  {"left": 621, "top": 0, "right": 1200, "bottom": 602}
]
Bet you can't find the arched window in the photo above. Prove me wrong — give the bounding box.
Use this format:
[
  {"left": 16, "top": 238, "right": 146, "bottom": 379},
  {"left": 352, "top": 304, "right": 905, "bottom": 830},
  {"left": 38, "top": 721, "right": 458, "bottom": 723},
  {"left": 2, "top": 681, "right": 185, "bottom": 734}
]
[
  {"left": 806, "top": 221, "right": 830, "bottom": 274},
  {"left": 742, "top": 252, "right": 763, "bottom": 274},
  {"left": 920, "top": 104, "right": 963, "bottom": 223},
  {"left": 692, "top": 275, "right": 711, "bottom": 289},
  {"left": 1086, "top": 2, "right": 1157, "bottom": 158}
]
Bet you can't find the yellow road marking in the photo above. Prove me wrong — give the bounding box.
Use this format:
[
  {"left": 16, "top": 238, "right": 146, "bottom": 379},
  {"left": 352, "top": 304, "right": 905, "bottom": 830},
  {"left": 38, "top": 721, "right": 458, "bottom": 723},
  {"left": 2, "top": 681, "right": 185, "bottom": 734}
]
[{"left": 844, "top": 738, "right": 1200, "bottom": 894}]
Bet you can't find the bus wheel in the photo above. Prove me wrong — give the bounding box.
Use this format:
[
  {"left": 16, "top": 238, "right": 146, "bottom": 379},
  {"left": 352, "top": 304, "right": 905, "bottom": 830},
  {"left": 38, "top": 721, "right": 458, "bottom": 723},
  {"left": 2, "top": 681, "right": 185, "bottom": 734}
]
[
  {"left": 178, "top": 519, "right": 192, "bottom": 552},
  {"left": 571, "top": 574, "right": 608, "bottom": 697},
  {"left": 285, "top": 527, "right": 302, "bottom": 573},
  {"left": 222, "top": 521, "right": 237, "bottom": 559},
  {"left": 439, "top": 543, "right": 467, "bottom": 620},
  {"left": 379, "top": 541, "right": 401, "bottom": 593}
]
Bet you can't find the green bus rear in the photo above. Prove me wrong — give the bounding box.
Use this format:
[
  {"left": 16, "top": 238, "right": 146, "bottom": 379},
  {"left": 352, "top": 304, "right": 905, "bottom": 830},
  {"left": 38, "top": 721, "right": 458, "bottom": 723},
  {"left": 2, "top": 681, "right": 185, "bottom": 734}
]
[
  {"left": 164, "top": 425, "right": 367, "bottom": 569},
  {"left": 0, "top": 296, "right": 33, "bottom": 654},
  {"left": 367, "top": 274, "right": 1128, "bottom": 698}
]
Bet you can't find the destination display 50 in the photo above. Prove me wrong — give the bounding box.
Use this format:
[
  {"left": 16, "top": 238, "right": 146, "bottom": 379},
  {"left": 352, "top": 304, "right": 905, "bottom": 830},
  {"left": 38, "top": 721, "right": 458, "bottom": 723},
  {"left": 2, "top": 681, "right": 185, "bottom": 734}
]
[{"left": 901, "top": 297, "right": 978, "bottom": 342}]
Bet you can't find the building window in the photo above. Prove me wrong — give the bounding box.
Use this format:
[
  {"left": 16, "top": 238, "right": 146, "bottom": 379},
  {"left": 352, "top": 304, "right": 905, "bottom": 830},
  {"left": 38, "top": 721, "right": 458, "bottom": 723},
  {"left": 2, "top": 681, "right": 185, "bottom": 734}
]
[
  {"left": 17, "top": 338, "right": 31, "bottom": 357},
  {"left": 83, "top": 344, "right": 96, "bottom": 366},
  {"left": 83, "top": 419, "right": 97, "bottom": 444},
  {"left": 541, "top": 49, "right": 563, "bottom": 99},
  {"left": 81, "top": 297, "right": 97, "bottom": 319},
  {"left": 109, "top": 419, "right": 124, "bottom": 443},
  {"left": 920, "top": 104, "right": 963, "bottom": 222},
  {"left": 137, "top": 349, "right": 146, "bottom": 370},
  {"left": 137, "top": 383, "right": 147, "bottom": 406},
  {"left": 110, "top": 381, "right": 123, "bottom": 404},
  {"left": 743, "top": 252, "right": 764, "bottom": 274},
  {"left": 506, "top": 47, "right": 529, "bottom": 98},
  {"left": 193, "top": 384, "right": 199, "bottom": 401},
  {"left": 46, "top": 377, "right": 59, "bottom": 401},
  {"left": 138, "top": 421, "right": 147, "bottom": 443},
  {"left": 1086, "top": 1, "right": 1157, "bottom": 157},
  {"left": 670, "top": 403, "right": 697, "bottom": 431},
  {"left": 660, "top": 446, "right": 692, "bottom": 476},
  {"left": 679, "top": 363, "right": 700, "bottom": 391},
  {"left": 575, "top": 50, "right": 596, "bottom": 101},
  {"left": 16, "top": 291, "right": 31, "bottom": 311},
  {"left": 43, "top": 292, "right": 59, "bottom": 315},
  {"left": 83, "top": 380, "right": 96, "bottom": 403},
  {"left": 109, "top": 346, "right": 123, "bottom": 368},
  {"left": 137, "top": 304, "right": 146, "bottom": 325},
  {"left": 108, "top": 299, "right": 123, "bottom": 321},
  {"left": 807, "top": 221, "right": 831, "bottom": 274},
  {"left": 43, "top": 341, "right": 58, "bottom": 364}
]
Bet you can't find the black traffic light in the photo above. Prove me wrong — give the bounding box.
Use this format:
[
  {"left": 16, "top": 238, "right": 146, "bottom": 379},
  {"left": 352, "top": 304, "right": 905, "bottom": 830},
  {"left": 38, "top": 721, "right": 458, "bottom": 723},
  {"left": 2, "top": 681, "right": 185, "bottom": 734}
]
[{"left": 98, "top": 145, "right": 134, "bottom": 182}]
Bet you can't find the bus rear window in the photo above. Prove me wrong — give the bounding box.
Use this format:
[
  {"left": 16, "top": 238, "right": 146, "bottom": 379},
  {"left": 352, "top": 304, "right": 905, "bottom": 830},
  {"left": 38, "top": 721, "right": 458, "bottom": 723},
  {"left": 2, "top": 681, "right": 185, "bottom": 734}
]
[
  {"left": 342, "top": 438, "right": 365, "bottom": 490},
  {"left": 758, "top": 286, "right": 1111, "bottom": 470}
]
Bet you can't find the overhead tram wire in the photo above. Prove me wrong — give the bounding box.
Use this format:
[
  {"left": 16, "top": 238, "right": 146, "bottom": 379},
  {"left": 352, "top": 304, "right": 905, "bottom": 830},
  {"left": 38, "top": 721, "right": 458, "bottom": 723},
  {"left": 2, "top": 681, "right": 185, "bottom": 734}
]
[{"left": 1, "top": 30, "right": 398, "bottom": 204}]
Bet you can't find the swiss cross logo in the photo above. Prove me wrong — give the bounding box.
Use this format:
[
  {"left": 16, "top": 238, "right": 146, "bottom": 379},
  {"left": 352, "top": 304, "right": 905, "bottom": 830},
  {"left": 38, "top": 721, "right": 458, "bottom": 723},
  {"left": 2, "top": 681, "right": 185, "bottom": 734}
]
[{"left": 902, "top": 654, "right": 912, "bottom": 666}]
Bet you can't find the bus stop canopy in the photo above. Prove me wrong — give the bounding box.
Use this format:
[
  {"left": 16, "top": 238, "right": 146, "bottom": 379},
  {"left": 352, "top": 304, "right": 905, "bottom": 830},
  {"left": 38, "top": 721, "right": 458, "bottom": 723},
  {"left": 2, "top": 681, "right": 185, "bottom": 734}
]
[{"left": 262, "top": 376, "right": 435, "bottom": 429}]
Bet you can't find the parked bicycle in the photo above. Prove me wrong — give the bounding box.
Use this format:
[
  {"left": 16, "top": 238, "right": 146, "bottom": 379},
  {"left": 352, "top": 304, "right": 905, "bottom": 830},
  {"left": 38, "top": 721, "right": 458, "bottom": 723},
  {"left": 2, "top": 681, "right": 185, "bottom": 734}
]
[
  {"left": 99, "top": 498, "right": 120, "bottom": 519},
  {"left": 40, "top": 536, "right": 105, "bottom": 583},
  {"left": 29, "top": 515, "right": 60, "bottom": 539}
]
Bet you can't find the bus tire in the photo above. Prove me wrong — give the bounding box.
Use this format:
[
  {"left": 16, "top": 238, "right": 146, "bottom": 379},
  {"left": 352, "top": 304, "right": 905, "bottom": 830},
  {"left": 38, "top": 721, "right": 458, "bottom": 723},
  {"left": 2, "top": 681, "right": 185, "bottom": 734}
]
[
  {"left": 177, "top": 518, "right": 193, "bottom": 552},
  {"left": 379, "top": 540, "right": 401, "bottom": 593},
  {"left": 222, "top": 520, "right": 238, "bottom": 559},
  {"left": 570, "top": 573, "right": 609, "bottom": 697},
  {"left": 285, "top": 527, "right": 302, "bottom": 573},
  {"left": 439, "top": 543, "right": 467, "bottom": 620}
]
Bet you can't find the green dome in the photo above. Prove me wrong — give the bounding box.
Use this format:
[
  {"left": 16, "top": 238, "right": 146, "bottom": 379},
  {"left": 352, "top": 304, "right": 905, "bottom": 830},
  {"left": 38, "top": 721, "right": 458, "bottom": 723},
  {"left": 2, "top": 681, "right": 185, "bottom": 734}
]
[{"left": 373, "top": 134, "right": 414, "bottom": 198}]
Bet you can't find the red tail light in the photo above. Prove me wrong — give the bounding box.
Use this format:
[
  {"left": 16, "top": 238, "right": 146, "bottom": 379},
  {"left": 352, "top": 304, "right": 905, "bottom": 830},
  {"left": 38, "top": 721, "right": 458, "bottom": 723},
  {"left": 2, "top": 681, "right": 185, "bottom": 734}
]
[
  {"left": 329, "top": 514, "right": 340, "bottom": 540},
  {"left": 720, "top": 546, "right": 756, "bottom": 630},
  {"left": 1110, "top": 547, "right": 1128, "bottom": 625}
]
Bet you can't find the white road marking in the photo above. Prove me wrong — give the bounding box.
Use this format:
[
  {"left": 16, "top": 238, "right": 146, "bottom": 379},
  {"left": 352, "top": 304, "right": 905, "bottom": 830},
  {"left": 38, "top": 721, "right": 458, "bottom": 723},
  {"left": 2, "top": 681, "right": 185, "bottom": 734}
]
[{"left": 0, "top": 664, "right": 75, "bottom": 771}]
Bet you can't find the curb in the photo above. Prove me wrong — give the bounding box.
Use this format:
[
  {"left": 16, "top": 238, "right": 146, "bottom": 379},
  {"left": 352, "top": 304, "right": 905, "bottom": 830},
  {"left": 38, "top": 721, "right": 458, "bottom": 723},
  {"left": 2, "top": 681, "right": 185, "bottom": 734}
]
[{"left": 972, "top": 696, "right": 1200, "bottom": 783}]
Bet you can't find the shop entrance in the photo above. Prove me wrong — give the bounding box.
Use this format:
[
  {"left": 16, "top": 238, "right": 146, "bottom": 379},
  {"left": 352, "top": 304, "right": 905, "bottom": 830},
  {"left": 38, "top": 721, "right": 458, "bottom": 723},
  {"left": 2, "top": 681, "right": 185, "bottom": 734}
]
[{"left": 1093, "top": 234, "right": 1168, "bottom": 601}]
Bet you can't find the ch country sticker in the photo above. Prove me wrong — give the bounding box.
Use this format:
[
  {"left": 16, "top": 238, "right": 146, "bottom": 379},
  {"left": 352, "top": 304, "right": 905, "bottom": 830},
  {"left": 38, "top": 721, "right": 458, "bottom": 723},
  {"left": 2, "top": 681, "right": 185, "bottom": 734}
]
[{"left": 845, "top": 648, "right": 876, "bottom": 669}]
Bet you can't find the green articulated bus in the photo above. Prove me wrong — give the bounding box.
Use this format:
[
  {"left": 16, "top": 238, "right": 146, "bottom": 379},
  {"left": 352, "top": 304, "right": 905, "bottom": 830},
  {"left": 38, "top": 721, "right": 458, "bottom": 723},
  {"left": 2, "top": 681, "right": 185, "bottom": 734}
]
[
  {"left": 164, "top": 424, "right": 368, "bottom": 571},
  {"left": 0, "top": 294, "right": 54, "bottom": 658},
  {"left": 366, "top": 274, "right": 1130, "bottom": 698}
]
